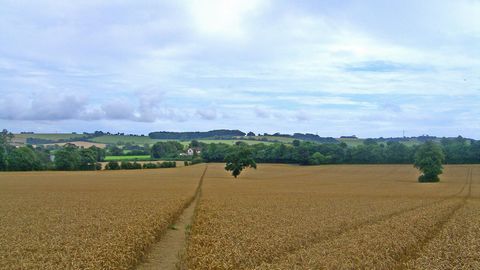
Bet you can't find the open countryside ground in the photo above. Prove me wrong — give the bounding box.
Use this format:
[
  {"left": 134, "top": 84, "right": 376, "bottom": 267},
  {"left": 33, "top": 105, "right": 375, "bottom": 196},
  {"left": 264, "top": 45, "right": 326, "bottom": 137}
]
[
  {"left": 104, "top": 155, "right": 153, "bottom": 161},
  {"left": 14, "top": 133, "right": 87, "bottom": 141},
  {"left": 0, "top": 166, "right": 201, "bottom": 270},
  {"left": 1, "top": 164, "right": 479, "bottom": 269},
  {"left": 183, "top": 164, "right": 480, "bottom": 269},
  {"left": 90, "top": 135, "right": 274, "bottom": 146}
]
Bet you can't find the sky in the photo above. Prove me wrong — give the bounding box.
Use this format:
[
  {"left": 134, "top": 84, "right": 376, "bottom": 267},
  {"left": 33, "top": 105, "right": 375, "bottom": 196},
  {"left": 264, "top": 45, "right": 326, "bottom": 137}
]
[{"left": 1, "top": 0, "right": 479, "bottom": 138}]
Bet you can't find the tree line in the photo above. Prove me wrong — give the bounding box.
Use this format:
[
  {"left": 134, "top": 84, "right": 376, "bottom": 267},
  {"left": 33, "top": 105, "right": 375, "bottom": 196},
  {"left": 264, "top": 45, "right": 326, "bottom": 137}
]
[{"left": 200, "top": 137, "right": 480, "bottom": 165}]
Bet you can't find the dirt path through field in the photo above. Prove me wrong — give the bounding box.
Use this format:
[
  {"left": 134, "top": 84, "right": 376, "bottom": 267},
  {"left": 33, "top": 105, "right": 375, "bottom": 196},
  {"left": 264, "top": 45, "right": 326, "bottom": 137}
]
[{"left": 136, "top": 165, "right": 207, "bottom": 270}]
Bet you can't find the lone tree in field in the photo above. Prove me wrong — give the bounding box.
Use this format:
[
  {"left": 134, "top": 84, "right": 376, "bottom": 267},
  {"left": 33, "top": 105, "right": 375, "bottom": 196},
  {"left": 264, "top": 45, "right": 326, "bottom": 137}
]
[
  {"left": 414, "top": 141, "right": 445, "bottom": 182},
  {"left": 224, "top": 146, "right": 256, "bottom": 178}
]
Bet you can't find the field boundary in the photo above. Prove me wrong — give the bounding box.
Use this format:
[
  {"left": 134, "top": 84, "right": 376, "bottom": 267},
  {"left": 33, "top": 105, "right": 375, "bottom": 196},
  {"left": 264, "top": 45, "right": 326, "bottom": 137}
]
[{"left": 176, "top": 165, "right": 209, "bottom": 270}]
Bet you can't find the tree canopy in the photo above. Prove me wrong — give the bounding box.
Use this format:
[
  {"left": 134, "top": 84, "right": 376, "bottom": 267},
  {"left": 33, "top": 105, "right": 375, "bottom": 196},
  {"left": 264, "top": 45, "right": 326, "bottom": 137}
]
[
  {"left": 414, "top": 141, "right": 445, "bottom": 182},
  {"left": 224, "top": 146, "right": 257, "bottom": 178}
]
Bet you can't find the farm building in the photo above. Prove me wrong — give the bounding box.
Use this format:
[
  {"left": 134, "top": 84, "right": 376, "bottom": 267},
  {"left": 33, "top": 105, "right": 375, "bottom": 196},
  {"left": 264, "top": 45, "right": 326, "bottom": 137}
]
[{"left": 187, "top": 147, "right": 201, "bottom": 156}]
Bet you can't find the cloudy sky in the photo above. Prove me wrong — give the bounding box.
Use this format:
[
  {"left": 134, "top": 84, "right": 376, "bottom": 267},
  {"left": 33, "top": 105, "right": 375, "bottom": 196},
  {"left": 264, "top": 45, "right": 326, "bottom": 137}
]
[{"left": 1, "top": 0, "right": 479, "bottom": 138}]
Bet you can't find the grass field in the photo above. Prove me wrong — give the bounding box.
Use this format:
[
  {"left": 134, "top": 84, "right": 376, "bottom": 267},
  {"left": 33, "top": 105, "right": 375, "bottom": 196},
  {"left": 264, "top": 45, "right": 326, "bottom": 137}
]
[
  {"left": 14, "top": 133, "right": 87, "bottom": 141},
  {"left": 104, "top": 155, "right": 153, "bottom": 161},
  {"left": 1, "top": 164, "right": 478, "bottom": 269},
  {"left": 89, "top": 135, "right": 161, "bottom": 145},
  {"left": 90, "top": 135, "right": 272, "bottom": 146},
  {"left": 0, "top": 166, "right": 202, "bottom": 270}
]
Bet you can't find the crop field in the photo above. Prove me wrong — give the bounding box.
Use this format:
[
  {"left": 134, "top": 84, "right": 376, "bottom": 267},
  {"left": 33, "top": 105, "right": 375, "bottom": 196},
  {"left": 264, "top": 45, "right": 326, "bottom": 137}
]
[
  {"left": 89, "top": 135, "right": 162, "bottom": 145},
  {"left": 0, "top": 166, "right": 203, "bottom": 270},
  {"left": 183, "top": 164, "right": 479, "bottom": 269},
  {"left": 14, "top": 133, "right": 87, "bottom": 141},
  {"left": 1, "top": 164, "right": 478, "bottom": 269}
]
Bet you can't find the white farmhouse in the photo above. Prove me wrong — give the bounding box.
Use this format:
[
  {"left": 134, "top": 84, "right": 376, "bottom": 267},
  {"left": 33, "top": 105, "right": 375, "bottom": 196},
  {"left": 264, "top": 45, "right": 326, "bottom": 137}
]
[{"left": 186, "top": 148, "right": 201, "bottom": 156}]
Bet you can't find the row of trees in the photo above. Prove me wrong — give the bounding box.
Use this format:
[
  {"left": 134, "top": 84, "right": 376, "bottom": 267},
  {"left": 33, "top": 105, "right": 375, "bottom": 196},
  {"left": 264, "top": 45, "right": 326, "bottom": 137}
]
[
  {"left": 1, "top": 130, "right": 106, "bottom": 171},
  {"left": 223, "top": 140, "right": 446, "bottom": 182},
  {"left": 201, "top": 137, "right": 480, "bottom": 165},
  {"left": 104, "top": 161, "right": 177, "bottom": 170}
]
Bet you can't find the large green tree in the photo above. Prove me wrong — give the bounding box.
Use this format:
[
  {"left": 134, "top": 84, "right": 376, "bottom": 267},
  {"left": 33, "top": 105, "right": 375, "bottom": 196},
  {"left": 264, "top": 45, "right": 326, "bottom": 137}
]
[
  {"left": 7, "top": 147, "right": 42, "bottom": 171},
  {"left": 224, "top": 146, "right": 257, "bottom": 178},
  {"left": 0, "top": 129, "right": 13, "bottom": 170},
  {"left": 151, "top": 141, "right": 183, "bottom": 158},
  {"left": 414, "top": 141, "right": 445, "bottom": 182},
  {"left": 79, "top": 148, "right": 97, "bottom": 170},
  {"left": 54, "top": 145, "right": 81, "bottom": 170}
]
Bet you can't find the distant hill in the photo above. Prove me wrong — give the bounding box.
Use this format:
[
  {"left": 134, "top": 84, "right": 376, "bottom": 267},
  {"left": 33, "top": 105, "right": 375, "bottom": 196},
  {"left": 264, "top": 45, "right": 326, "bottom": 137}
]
[{"left": 148, "top": 129, "right": 246, "bottom": 140}]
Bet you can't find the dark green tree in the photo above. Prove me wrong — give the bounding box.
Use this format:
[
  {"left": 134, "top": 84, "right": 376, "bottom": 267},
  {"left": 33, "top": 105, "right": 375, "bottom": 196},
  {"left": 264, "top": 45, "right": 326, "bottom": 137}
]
[
  {"left": 385, "top": 141, "right": 412, "bottom": 164},
  {"left": 309, "top": 152, "right": 329, "bottom": 165},
  {"left": 105, "top": 161, "right": 120, "bottom": 170},
  {"left": 151, "top": 141, "right": 183, "bottom": 158},
  {"left": 79, "top": 148, "right": 97, "bottom": 170},
  {"left": 224, "top": 146, "right": 257, "bottom": 178},
  {"left": 54, "top": 145, "right": 81, "bottom": 170},
  {"left": 6, "top": 147, "right": 42, "bottom": 171},
  {"left": 108, "top": 145, "right": 123, "bottom": 156},
  {"left": 414, "top": 141, "right": 445, "bottom": 182},
  {"left": 0, "top": 129, "right": 13, "bottom": 170}
]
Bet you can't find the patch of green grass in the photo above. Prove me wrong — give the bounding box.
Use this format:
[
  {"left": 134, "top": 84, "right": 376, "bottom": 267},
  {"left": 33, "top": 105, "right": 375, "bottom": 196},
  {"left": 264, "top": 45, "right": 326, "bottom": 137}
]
[
  {"left": 90, "top": 135, "right": 274, "bottom": 146},
  {"left": 14, "top": 133, "right": 87, "bottom": 141},
  {"left": 168, "top": 224, "right": 178, "bottom": 230},
  {"left": 89, "top": 135, "right": 160, "bottom": 145},
  {"left": 105, "top": 155, "right": 152, "bottom": 161}
]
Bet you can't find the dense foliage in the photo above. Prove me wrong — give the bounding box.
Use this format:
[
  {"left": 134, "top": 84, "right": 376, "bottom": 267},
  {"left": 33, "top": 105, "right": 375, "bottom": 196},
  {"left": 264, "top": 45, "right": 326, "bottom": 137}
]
[
  {"left": 150, "top": 141, "right": 184, "bottom": 158},
  {"left": 414, "top": 141, "right": 445, "bottom": 182},
  {"left": 224, "top": 145, "right": 257, "bottom": 178},
  {"left": 202, "top": 137, "right": 479, "bottom": 165}
]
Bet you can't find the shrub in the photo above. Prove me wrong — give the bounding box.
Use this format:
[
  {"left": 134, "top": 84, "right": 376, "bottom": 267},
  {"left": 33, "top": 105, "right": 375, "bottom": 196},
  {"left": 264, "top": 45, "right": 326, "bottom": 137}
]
[
  {"left": 191, "top": 157, "right": 203, "bottom": 165},
  {"left": 105, "top": 161, "right": 120, "bottom": 170},
  {"left": 143, "top": 163, "right": 159, "bottom": 169},
  {"left": 120, "top": 161, "right": 142, "bottom": 170},
  {"left": 95, "top": 162, "right": 102, "bottom": 170},
  {"left": 159, "top": 161, "right": 176, "bottom": 168}
]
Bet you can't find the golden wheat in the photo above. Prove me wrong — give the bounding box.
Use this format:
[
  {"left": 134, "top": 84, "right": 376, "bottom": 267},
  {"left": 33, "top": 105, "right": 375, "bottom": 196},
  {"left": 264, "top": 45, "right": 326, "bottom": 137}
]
[
  {"left": 0, "top": 166, "right": 203, "bottom": 270},
  {"left": 183, "top": 164, "right": 478, "bottom": 269}
]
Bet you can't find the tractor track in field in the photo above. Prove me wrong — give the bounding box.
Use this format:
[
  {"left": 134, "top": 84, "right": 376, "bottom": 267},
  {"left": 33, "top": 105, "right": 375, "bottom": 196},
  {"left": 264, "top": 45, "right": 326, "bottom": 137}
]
[
  {"left": 256, "top": 167, "right": 473, "bottom": 267},
  {"left": 136, "top": 165, "right": 207, "bottom": 270},
  {"left": 394, "top": 167, "right": 474, "bottom": 270}
]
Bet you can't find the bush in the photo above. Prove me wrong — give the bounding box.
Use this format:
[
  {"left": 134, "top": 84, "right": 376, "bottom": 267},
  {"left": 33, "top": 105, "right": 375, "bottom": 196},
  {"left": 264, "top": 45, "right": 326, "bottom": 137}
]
[
  {"left": 143, "top": 163, "right": 159, "bottom": 169},
  {"left": 120, "top": 161, "right": 142, "bottom": 170},
  {"left": 105, "top": 161, "right": 120, "bottom": 170},
  {"left": 184, "top": 161, "right": 190, "bottom": 166},
  {"left": 418, "top": 174, "right": 440, "bottom": 182},
  {"left": 159, "top": 161, "right": 176, "bottom": 168},
  {"left": 95, "top": 162, "right": 102, "bottom": 170},
  {"left": 191, "top": 157, "right": 203, "bottom": 165}
]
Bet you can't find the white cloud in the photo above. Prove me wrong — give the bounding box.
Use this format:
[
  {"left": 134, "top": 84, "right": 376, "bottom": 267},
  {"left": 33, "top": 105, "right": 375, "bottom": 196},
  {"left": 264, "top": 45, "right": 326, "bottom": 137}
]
[
  {"left": 1, "top": 1, "right": 480, "bottom": 138},
  {"left": 186, "top": 0, "right": 268, "bottom": 40}
]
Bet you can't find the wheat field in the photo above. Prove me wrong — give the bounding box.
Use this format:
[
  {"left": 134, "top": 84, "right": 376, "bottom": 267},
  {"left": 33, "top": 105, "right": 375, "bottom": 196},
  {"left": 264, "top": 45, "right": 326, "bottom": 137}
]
[
  {"left": 1, "top": 164, "right": 478, "bottom": 269},
  {"left": 183, "top": 164, "right": 479, "bottom": 269},
  {"left": 0, "top": 166, "right": 202, "bottom": 270}
]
